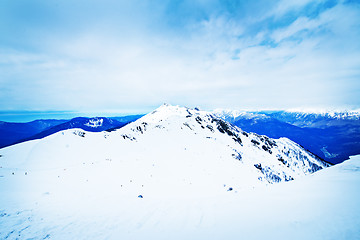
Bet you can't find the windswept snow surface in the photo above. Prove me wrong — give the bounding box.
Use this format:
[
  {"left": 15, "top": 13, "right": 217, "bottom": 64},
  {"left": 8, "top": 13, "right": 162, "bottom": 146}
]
[{"left": 0, "top": 104, "right": 357, "bottom": 239}]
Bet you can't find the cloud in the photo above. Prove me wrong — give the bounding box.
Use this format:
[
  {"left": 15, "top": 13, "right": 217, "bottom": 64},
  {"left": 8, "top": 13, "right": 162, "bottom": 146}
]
[{"left": 0, "top": 0, "right": 359, "bottom": 112}]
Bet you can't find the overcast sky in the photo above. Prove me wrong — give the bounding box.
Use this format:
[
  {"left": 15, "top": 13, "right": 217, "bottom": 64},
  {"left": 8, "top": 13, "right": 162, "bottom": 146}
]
[{"left": 0, "top": 0, "right": 359, "bottom": 115}]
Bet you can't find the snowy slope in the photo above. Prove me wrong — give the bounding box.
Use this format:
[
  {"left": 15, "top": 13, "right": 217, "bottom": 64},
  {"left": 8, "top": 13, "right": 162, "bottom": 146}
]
[
  {"left": 0, "top": 155, "right": 359, "bottom": 240},
  {"left": 0, "top": 104, "right": 338, "bottom": 240}
]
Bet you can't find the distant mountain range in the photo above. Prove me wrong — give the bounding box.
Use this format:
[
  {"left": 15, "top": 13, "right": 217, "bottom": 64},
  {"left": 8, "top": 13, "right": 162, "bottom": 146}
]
[
  {"left": 1, "top": 108, "right": 359, "bottom": 165},
  {"left": 0, "top": 115, "right": 143, "bottom": 149},
  {"left": 214, "top": 109, "right": 360, "bottom": 164}
]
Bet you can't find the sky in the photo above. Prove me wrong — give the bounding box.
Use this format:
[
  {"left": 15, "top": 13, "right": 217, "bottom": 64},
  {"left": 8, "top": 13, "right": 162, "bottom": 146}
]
[{"left": 0, "top": 0, "right": 360, "bottom": 118}]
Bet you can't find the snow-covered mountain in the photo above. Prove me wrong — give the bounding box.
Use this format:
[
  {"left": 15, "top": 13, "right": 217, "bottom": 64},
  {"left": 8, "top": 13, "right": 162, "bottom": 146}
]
[
  {"left": 285, "top": 109, "right": 360, "bottom": 120},
  {"left": 124, "top": 104, "right": 329, "bottom": 186},
  {"left": 213, "top": 109, "right": 270, "bottom": 123},
  {"left": 0, "top": 115, "right": 143, "bottom": 149},
  {"left": 262, "top": 110, "right": 360, "bottom": 130},
  {"left": 0, "top": 104, "right": 328, "bottom": 190},
  {"left": 31, "top": 116, "right": 130, "bottom": 134},
  {"left": 214, "top": 109, "right": 360, "bottom": 125},
  {"left": 0, "top": 104, "right": 354, "bottom": 240}
]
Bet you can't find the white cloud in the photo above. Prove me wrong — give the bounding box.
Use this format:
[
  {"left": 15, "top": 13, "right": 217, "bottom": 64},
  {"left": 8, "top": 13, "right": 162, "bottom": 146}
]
[
  {"left": 268, "top": 0, "right": 327, "bottom": 19},
  {"left": 0, "top": 0, "right": 359, "bottom": 112}
]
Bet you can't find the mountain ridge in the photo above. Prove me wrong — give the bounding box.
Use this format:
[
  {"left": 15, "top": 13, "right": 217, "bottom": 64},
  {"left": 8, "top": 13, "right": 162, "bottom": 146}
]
[
  {"left": 214, "top": 109, "right": 360, "bottom": 164},
  {"left": 0, "top": 115, "right": 143, "bottom": 149},
  {"left": 0, "top": 104, "right": 340, "bottom": 240},
  {"left": 0, "top": 104, "right": 329, "bottom": 190}
]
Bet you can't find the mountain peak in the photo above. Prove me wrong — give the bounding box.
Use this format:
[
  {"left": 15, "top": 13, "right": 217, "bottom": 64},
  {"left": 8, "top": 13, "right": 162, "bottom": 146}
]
[
  {"left": 116, "top": 105, "right": 329, "bottom": 187},
  {"left": 141, "top": 104, "right": 207, "bottom": 124},
  {"left": 0, "top": 104, "right": 330, "bottom": 197}
]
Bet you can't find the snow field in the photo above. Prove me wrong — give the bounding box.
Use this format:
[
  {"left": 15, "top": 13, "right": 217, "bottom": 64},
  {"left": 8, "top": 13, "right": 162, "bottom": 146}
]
[{"left": 1, "top": 105, "right": 356, "bottom": 239}]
